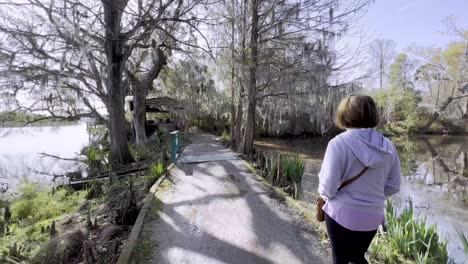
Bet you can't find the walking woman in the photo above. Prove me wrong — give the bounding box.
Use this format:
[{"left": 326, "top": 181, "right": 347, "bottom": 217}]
[{"left": 318, "top": 95, "right": 401, "bottom": 264}]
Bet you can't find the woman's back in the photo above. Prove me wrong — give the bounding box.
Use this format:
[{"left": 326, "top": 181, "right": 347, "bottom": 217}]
[
  {"left": 318, "top": 95, "right": 401, "bottom": 264},
  {"left": 322, "top": 128, "right": 400, "bottom": 209}
]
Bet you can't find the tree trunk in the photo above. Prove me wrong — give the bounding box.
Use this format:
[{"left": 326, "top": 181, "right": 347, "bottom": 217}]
[
  {"left": 133, "top": 82, "right": 147, "bottom": 144},
  {"left": 102, "top": 0, "right": 133, "bottom": 165},
  {"left": 379, "top": 51, "right": 383, "bottom": 89},
  {"left": 234, "top": 82, "right": 244, "bottom": 150},
  {"left": 241, "top": 0, "right": 258, "bottom": 155},
  {"left": 242, "top": 96, "right": 256, "bottom": 155},
  {"left": 229, "top": 16, "right": 237, "bottom": 143},
  {"left": 129, "top": 48, "right": 167, "bottom": 144},
  {"left": 233, "top": 0, "right": 248, "bottom": 150}
]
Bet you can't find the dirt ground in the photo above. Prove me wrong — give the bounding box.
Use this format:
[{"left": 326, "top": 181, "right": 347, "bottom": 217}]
[{"left": 140, "top": 132, "right": 330, "bottom": 264}]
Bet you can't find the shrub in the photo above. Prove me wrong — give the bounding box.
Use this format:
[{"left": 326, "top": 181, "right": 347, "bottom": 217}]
[
  {"left": 130, "top": 143, "right": 154, "bottom": 162},
  {"left": 81, "top": 141, "right": 110, "bottom": 177},
  {"left": 130, "top": 132, "right": 167, "bottom": 163}
]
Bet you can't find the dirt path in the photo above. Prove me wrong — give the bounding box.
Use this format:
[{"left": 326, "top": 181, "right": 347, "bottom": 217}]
[{"left": 141, "top": 131, "right": 329, "bottom": 264}]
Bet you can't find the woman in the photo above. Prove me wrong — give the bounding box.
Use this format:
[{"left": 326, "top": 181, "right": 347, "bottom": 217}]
[{"left": 318, "top": 95, "right": 401, "bottom": 264}]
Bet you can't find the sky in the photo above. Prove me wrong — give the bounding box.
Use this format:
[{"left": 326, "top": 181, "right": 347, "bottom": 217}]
[{"left": 359, "top": 0, "right": 468, "bottom": 50}]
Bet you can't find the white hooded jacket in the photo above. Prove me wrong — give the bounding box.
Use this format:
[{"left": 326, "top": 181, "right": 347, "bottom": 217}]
[{"left": 318, "top": 128, "right": 401, "bottom": 216}]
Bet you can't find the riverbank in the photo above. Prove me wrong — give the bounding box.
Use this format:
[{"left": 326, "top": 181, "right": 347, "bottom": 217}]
[
  {"left": 377, "top": 120, "right": 468, "bottom": 137},
  {"left": 0, "top": 160, "right": 167, "bottom": 263},
  {"left": 0, "top": 128, "right": 172, "bottom": 263},
  {"left": 0, "top": 111, "right": 79, "bottom": 128}
]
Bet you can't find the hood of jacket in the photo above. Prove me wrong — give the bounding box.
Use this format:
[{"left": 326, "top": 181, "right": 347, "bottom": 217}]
[{"left": 337, "top": 128, "right": 393, "bottom": 168}]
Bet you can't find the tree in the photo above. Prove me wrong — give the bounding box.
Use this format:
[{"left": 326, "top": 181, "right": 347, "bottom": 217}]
[
  {"left": 126, "top": 46, "right": 168, "bottom": 144},
  {"left": 0, "top": 0, "right": 212, "bottom": 165},
  {"left": 160, "top": 56, "right": 224, "bottom": 127},
  {"left": 101, "top": 0, "right": 135, "bottom": 164},
  {"left": 238, "top": 0, "right": 372, "bottom": 154},
  {"left": 412, "top": 33, "right": 468, "bottom": 131},
  {"left": 368, "top": 39, "right": 396, "bottom": 88},
  {"left": 389, "top": 53, "right": 415, "bottom": 90}
]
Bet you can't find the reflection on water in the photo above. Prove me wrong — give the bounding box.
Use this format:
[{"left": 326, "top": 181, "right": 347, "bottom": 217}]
[
  {"left": 0, "top": 123, "right": 89, "bottom": 195},
  {"left": 256, "top": 134, "right": 468, "bottom": 264}
]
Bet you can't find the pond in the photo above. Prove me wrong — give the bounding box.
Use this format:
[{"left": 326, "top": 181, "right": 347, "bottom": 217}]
[
  {"left": 256, "top": 134, "right": 468, "bottom": 264},
  {"left": 0, "top": 123, "right": 90, "bottom": 197}
]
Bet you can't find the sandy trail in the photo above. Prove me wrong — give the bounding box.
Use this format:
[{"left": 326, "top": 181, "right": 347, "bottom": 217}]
[{"left": 143, "top": 131, "right": 329, "bottom": 264}]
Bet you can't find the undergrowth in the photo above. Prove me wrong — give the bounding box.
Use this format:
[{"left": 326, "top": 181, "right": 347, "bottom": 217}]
[{"left": 0, "top": 181, "right": 87, "bottom": 260}]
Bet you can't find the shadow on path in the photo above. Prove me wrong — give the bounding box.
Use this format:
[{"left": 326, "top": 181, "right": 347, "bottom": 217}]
[{"left": 145, "top": 131, "right": 328, "bottom": 264}]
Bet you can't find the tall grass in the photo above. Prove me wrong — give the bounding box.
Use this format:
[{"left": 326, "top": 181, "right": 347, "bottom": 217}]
[
  {"left": 262, "top": 153, "right": 278, "bottom": 185},
  {"left": 370, "top": 199, "right": 449, "bottom": 264},
  {"left": 257, "top": 152, "right": 304, "bottom": 199},
  {"left": 281, "top": 155, "right": 304, "bottom": 199},
  {"left": 456, "top": 226, "right": 468, "bottom": 261}
]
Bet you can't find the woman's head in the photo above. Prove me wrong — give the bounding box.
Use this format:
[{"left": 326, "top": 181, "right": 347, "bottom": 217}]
[{"left": 335, "top": 95, "right": 380, "bottom": 129}]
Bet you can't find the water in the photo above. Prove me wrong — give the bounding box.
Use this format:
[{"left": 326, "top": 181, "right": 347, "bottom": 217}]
[
  {"left": 0, "top": 123, "right": 89, "bottom": 196},
  {"left": 256, "top": 135, "right": 468, "bottom": 264}
]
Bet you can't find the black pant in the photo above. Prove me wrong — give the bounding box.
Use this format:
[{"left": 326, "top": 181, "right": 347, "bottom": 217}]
[{"left": 325, "top": 213, "right": 377, "bottom": 264}]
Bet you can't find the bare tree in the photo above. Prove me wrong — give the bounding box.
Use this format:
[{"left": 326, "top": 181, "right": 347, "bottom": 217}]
[
  {"left": 368, "top": 38, "right": 396, "bottom": 88},
  {"left": 238, "top": 0, "right": 373, "bottom": 154}
]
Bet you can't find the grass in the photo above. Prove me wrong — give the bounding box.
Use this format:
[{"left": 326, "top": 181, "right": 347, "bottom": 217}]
[
  {"left": 11, "top": 182, "right": 86, "bottom": 223},
  {"left": 370, "top": 199, "right": 448, "bottom": 264},
  {"left": 0, "top": 181, "right": 87, "bottom": 260}
]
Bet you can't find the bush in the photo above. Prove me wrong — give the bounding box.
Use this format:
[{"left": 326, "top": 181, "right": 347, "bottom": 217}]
[
  {"left": 130, "top": 132, "right": 167, "bottom": 163},
  {"left": 81, "top": 140, "right": 110, "bottom": 177}
]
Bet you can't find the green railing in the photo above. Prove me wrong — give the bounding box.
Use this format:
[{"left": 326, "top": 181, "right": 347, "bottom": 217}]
[{"left": 170, "top": 130, "right": 181, "bottom": 162}]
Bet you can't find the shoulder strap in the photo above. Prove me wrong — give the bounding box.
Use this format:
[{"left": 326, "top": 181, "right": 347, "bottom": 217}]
[{"left": 338, "top": 166, "right": 369, "bottom": 191}]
